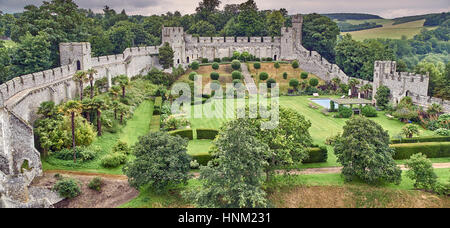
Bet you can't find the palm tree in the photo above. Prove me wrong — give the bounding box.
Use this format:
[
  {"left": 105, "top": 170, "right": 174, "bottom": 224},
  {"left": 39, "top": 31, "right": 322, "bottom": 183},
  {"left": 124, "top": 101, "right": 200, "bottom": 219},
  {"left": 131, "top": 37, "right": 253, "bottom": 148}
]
[
  {"left": 62, "top": 100, "right": 82, "bottom": 163},
  {"left": 92, "top": 98, "right": 108, "bottom": 136},
  {"left": 108, "top": 85, "right": 121, "bottom": 100},
  {"left": 81, "top": 98, "right": 94, "bottom": 123},
  {"left": 348, "top": 79, "right": 360, "bottom": 98},
  {"left": 110, "top": 100, "right": 120, "bottom": 120},
  {"left": 331, "top": 77, "right": 341, "bottom": 91},
  {"left": 73, "top": 71, "right": 89, "bottom": 101},
  {"left": 116, "top": 75, "right": 129, "bottom": 98},
  {"left": 427, "top": 103, "right": 443, "bottom": 119},
  {"left": 87, "top": 68, "right": 98, "bottom": 99},
  {"left": 117, "top": 103, "right": 129, "bottom": 125}
]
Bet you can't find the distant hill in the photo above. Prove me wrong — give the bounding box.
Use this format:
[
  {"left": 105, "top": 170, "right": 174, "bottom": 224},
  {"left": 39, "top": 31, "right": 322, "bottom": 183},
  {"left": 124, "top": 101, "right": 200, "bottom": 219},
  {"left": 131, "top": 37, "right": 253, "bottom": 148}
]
[
  {"left": 322, "top": 13, "right": 383, "bottom": 21},
  {"left": 393, "top": 12, "right": 449, "bottom": 26}
]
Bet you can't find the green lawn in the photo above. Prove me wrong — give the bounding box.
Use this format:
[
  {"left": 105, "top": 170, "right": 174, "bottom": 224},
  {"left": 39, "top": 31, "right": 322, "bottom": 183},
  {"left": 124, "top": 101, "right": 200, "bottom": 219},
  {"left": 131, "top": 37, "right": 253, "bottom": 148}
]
[
  {"left": 187, "top": 139, "right": 213, "bottom": 156},
  {"left": 42, "top": 99, "right": 155, "bottom": 175}
]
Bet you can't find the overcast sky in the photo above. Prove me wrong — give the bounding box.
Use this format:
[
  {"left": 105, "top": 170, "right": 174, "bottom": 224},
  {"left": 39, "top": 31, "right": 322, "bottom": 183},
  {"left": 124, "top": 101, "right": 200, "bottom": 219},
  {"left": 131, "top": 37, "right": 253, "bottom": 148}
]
[{"left": 1, "top": 0, "right": 449, "bottom": 19}]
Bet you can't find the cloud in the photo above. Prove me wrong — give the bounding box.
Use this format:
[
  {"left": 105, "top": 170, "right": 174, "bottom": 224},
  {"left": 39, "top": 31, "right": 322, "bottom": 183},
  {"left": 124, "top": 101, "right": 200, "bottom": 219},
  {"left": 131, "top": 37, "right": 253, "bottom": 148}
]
[{"left": 0, "top": 0, "right": 448, "bottom": 18}]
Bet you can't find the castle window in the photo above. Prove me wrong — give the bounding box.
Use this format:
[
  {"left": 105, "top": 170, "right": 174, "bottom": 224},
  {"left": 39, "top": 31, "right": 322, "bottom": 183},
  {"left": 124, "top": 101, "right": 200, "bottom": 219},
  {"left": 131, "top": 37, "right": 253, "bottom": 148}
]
[
  {"left": 274, "top": 55, "right": 277, "bottom": 61},
  {"left": 76, "top": 60, "right": 81, "bottom": 71},
  {"left": 261, "top": 37, "right": 263, "bottom": 42},
  {"left": 234, "top": 37, "right": 237, "bottom": 42},
  {"left": 177, "top": 59, "right": 180, "bottom": 64},
  {"left": 224, "top": 37, "right": 226, "bottom": 42},
  {"left": 248, "top": 37, "right": 250, "bottom": 42},
  {"left": 187, "top": 57, "right": 190, "bottom": 63}
]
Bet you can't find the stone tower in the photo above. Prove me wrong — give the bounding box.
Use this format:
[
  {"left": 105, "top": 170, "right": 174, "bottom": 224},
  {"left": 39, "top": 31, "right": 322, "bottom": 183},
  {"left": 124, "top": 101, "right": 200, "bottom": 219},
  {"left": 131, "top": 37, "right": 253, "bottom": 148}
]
[
  {"left": 59, "top": 42, "right": 92, "bottom": 70},
  {"left": 372, "top": 61, "right": 397, "bottom": 104},
  {"left": 161, "top": 26, "right": 186, "bottom": 66},
  {"left": 292, "top": 14, "right": 303, "bottom": 46}
]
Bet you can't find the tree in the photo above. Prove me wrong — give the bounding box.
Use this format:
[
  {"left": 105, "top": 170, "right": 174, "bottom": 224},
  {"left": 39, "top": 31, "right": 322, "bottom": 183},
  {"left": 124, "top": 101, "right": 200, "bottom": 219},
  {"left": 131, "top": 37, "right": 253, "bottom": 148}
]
[
  {"left": 91, "top": 98, "right": 108, "bottom": 136},
  {"left": 73, "top": 70, "right": 89, "bottom": 101},
  {"left": 289, "top": 78, "right": 299, "bottom": 91},
  {"left": 116, "top": 75, "right": 129, "bottom": 98},
  {"left": 123, "top": 131, "right": 191, "bottom": 192},
  {"left": 191, "top": 61, "right": 199, "bottom": 70},
  {"left": 107, "top": 22, "right": 135, "bottom": 54},
  {"left": 414, "top": 61, "right": 445, "bottom": 97},
  {"left": 253, "top": 62, "right": 261, "bottom": 75},
  {"left": 331, "top": 77, "right": 341, "bottom": 91},
  {"left": 266, "top": 10, "right": 285, "bottom": 36},
  {"left": 302, "top": 13, "right": 340, "bottom": 62},
  {"left": 86, "top": 68, "right": 98, "bottom": 99},
  {"left": 402, "top": 124, "right": 420, "bottom": 138},
  {"left": 291, "top": 60, "right": 299, "bottom": 73},
  {"left": 210, "top": 72, "right": 219, "bottom": 80},
  {"left": 375, "top": 85, "right": 390, "bottom": 109},
  {"left": 81, "top": 98, "right": 94, "bottom": 123},
  {"left": 427, "top": 103, "right": 443, "bottom": 118},
  {"left": 187, "top": 20, "right": 216, "bottom": 37},
  {"left": 117, "top": 103, "right": 129, "bottom": 125},
  {"left": 10, "top": 32, "right": 52, "bottom": 77},
  {"left": 259, "top": 72, "right": 269, "bottom": 81},
  {"left": 212, "top": 62, "right": 219, "bottom": 70},
  {"left": 274, "top": 62, "right": 280, "bottom": 76},
  {"left": 348, "top": 78, "right": 360, "bottom": 97},
  {"left": 186, "top": 118, "right": 269, "bottom": 208},
  {"left": 231, "top": 60, "right": 241, "bottom": 70},
  {"left": 333, "top": 116, "right": 402, "bottom": 184},
  {"left": 159, "top": 42, "right": 174, "bottom": 69},
  {"left": 282, "top": 72, "right": 288, "bottom": 79},
  {"left": 309, "top": 78, "right": 319, "bottom": 87},
  {"left": 231, "top": 71, "right": 242, "bottom": 80},
  {"left": 63, "top": 100, "right": 82, "bottom": 163},
  {"left": 405, "top": 153, "right": 437, "bottom": 190},
  {"left": 300, "top": 72, "right": 308, "bottom": 79},
  {"left": 266, "top": 78, "right": 276, "bottom": 88}
]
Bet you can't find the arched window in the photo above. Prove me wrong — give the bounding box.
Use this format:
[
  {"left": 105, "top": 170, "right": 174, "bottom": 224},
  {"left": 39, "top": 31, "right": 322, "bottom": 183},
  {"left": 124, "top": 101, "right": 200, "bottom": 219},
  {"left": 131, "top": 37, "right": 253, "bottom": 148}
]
[
  {"left": 274, "top": 55, "right": 277, "bottom": 61},
  {"left": 177, "top": 59, "right": 180, "bottom": 64},
  {"left": 187, "top": 57, "right": 190, "bottom": 63},
  {"left": 76, "top": 60, "right": 81, "bottom": 70}
]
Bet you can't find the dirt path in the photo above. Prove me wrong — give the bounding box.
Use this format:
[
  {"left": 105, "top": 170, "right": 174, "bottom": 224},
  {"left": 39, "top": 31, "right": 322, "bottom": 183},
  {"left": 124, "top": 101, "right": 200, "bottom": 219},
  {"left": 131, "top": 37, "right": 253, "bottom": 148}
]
[{"left": 241, "top": 63, "right": 257, "bottom": 95}]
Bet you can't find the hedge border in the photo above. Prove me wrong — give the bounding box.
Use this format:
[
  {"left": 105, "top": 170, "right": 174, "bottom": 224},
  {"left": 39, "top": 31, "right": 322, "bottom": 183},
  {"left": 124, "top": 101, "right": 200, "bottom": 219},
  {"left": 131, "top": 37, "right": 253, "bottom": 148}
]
[
  {"left": 303, "top": 146, "right": 328, "bottom": 163},
  {"left": 390, "top": 142, "right": 450, "bottom": 160},
  {"left": 391, "top": 136, "right": 450, "bottom": 144},
  {"left": 196, "top": 129, "right": 219, "bottom": 140},
  {"left": 168, "top": 129, "right": 194, "bottom": 140}
]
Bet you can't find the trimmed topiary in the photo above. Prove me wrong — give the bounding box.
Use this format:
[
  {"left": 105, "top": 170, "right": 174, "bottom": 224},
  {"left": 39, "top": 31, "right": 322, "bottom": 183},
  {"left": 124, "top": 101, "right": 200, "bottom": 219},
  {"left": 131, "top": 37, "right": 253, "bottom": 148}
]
[
  {"left": 231, "top": 71, "right": 242, "bottom": 80},
  {"left": 196, "top": 129, "right": 219, "bottom": 140},
  {"left": 283, "top": 72, "right": 288, "bottom": 79},
  {"left": 189, "top": 72, "right": 197, "bottom": 81},
  {"left": 168, "top": 129, "right": 194, "bottom": 140},
  {"left": 212, "top": 62, "right": 219, "bottom": 70},
  {"left": 231, "top": 60, "right": 241, "bottom": 70},
  {"left": 301, "top": 71, "right": 309, "bottom": 79},
  {"left": 267, "top": 78, "right": 276, "bottom": 88},
  {"left": 259, "top": 72, "right": 269, "bottom": 81},
  {"left": 309, "top": 77, "right": 319, "bottom": 87},
  {"left": 361, "top": 105, "right": 377, "bottom": 117},
  {"left": 191, "top": 61, "right": 199, "bottom": 70},
  {"left": 210, "top": 72, "right": 219, "bottom": 80}
]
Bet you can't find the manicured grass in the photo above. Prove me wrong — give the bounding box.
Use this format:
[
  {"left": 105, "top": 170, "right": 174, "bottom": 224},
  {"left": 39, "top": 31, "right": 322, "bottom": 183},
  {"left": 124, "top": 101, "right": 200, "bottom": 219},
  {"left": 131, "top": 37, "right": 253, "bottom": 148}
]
[
  {"left": 342, "top": 19, "right": 438, "bottom": 41},
  {"left": 119, "top": 100, "right": 154, "bottom": 146},
  {"left": 150, "top": 115, "right": 160, "bottom": 132},
  {"left": 187, "top": 139, "right": 213, "bottom": 156},
  {"left": 42, "top": 99, "right": 155, "bottom": 175}
]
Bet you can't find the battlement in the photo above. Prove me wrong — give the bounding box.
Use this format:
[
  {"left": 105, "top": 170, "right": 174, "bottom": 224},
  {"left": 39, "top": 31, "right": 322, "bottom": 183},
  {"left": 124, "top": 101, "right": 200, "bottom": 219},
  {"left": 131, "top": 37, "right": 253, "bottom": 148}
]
[{"left": 185, "top": 36, "right": 280, "bottom": 45}]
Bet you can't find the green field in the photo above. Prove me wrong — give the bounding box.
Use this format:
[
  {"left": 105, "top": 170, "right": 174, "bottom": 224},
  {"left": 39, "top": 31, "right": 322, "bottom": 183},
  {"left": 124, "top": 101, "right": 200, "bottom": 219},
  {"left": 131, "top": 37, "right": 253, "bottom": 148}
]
[{"left": 341, "top": 19, "right": 438, "bottom": 41}]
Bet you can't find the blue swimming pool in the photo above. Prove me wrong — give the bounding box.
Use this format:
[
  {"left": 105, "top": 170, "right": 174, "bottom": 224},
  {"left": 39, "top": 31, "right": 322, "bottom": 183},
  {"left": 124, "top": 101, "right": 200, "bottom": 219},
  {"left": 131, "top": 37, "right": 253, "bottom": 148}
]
[{"left": 310, "top": 99, "right": 335, "bottom": 109}]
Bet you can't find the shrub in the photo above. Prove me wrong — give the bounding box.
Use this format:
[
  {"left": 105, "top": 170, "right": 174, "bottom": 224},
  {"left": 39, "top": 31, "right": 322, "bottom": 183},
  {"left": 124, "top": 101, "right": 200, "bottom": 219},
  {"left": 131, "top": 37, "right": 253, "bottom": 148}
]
[
  {"left": 53, "top": 146, "right": 97, "bottom": 162},
  {"left": 210, "top": 80, "right": 221, "bottom": 91},
  {"left": 191, "top": 61, "right": 199, "bottom": 70},
  {"left": 292, "top": 60, "right": 299, "bottom": 69},
  {"left": 212, "top": 62, "right": 219, "bottom": 70},
  {"left": 210, "top": 72, "right": 219, "bottom": 80},
  {"left": 267, "top": 78, "right": 276, "bottom": 88},
  {"left": 303, "top": 146, "right": 328, "bottom": 163},
  {"left": 390, "top": 142, "right": 450, "bottom": 159},
  {"left": 213, "top": 58, "right": 221, "bottom": 63},
  {"left": 289, "top": 78, "right": 299, "bottom": 90},
  {"left": 309, "top": 78, "right": 319, "bottom": 87},
  {"left": 88, "top": 177, "right": 103, "bottom": 192},
  {"left": 221, "top": 57, "right": 230, "bottom": 62},
  {"left": 232, "top": 79, "right": 242, "bottom": 86},
  {"left": 329, "top": 100, "right": 336, "bottom": 112},
  {"left": 168, "top": 129, "right": 194, "bottom": 140},
  {"left": 231, "top": 60, "right": 241, "bottom": 70},
  {"left": 361, "top": 105, "right": 377, "bottom": 117},
  {"left": 253, "top": 62, "right": 261, "bottom": 70},
  {"left": 405, "top": 153, "right": 437, "bottom": 190},
  {"left": 190, "top": 160, "right": 200, "bottom": 169},
  {"left": 301, "top": 72, "right": 309, "bottom": 79},
  {"left": 231, "top": 71, "right": 242, "bottom": 80},
  {"left": 336, "top": 106, "right": 352, "bottom": 118},
  {"left": 112, "top": 141, "right": 131, "bottom": 155},
  {"left": 266, "top": 57, "right": 273, "bottom": 61},
  {"left": 188, "top": 72, "right": 197, "bottom": 81},
  {"left": 100, "top": 153, "right": 127, "bottom": 168},
  {"left": 401, "top": 124, "right": 420, "bottom": 138},
  {"left": 191, "top": 154, "right": 212, "bottom": 166},
  {"left": 390, "top": 136, "right": 450, "bottom": 144},
  {"left": 259, "top": 72, "right": 269, "bottom": 81},
  {"left": 282, "top": 72, "right": 288, "bottom": 79},
  {"left": 201, "top": 58, "right": 209, "bottom": 63},
  {"left": 53, "top": 178, "right": 81, "bottom": 199},
  {"left": 435, "top": 128, "right": 450, "bottom": 136},
  {"left": 196, "top": 129, "right": 219, "bottom": 140}
]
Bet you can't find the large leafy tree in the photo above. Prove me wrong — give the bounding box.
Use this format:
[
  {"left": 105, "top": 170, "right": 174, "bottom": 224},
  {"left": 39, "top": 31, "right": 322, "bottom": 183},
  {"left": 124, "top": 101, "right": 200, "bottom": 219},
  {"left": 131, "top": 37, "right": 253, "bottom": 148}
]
[
  {"left": 158, "top": 42, "right": 174, "bottom": 69},
  {"left": 266, "top": 10, "right": 286, "bottom": 36},
  {"left": 10, "top": 32, "right": 52, "bottom": 77},
  {"left": 187, "top": 118, "right": 269, "bottom": 208},
  {"left": 375, "top": 85, "right": 391, "bottom": 109},
  {"left": 107, "top": 22, "right": 135, "bottom": 54},
  {"left": 333, "top": 116, "right": 402, "bottom": 185},
  {"left": 302, "top": 13, "right": 340, "bottom": 62},
  {"left": 123, "top": 131, "right": 191, "bottom": 192}
]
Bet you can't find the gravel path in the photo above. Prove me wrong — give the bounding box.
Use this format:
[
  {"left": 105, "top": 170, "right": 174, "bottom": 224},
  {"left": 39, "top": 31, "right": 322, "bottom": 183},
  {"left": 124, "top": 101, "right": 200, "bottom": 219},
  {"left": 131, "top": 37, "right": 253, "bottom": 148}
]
[{"left": 241, "top": 63, "right": 257, "bottom": 95}]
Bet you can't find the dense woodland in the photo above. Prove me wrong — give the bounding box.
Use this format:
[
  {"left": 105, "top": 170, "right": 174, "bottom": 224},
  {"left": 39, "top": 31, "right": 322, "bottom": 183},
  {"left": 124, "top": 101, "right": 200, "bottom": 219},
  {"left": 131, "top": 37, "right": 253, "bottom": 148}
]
[{"left": 0, "top": 0, "right": 448, "bottom": 99}]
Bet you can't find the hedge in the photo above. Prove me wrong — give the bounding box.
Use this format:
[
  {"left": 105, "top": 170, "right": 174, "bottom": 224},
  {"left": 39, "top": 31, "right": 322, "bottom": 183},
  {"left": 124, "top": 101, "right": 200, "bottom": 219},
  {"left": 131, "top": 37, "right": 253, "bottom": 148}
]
[
  {"left": 390, "top": 142, "right": 450, "bottom": 160},
  {"left": 303, "top": 146, "right": 328, "bottom": 163},
  {"left": 196, "top": 129, "right": 219, "bottom": 140},
  {"left": 191, "top": 154, "right": 212, "bottom": 166},
  {"left": 391, "top": 136, "right": 450, "bottom": 144},
  {"left": 168, "top": 129, "right": 194, "bottom": 140}
]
